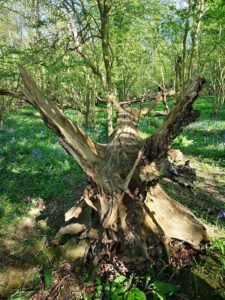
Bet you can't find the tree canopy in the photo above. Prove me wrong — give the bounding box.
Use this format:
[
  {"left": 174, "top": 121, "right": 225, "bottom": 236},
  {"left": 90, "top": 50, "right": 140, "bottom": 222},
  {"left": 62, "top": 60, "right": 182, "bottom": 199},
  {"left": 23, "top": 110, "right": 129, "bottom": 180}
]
[{"left": 0, "top": 0, "right": 224, "bottom": 123}]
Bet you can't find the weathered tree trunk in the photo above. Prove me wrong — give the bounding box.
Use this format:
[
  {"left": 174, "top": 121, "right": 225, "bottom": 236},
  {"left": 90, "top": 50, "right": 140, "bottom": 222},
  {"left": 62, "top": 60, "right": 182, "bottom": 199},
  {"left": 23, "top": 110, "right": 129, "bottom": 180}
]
[{"left": 0, "top": 67, "right": 209, "bottom": 269}]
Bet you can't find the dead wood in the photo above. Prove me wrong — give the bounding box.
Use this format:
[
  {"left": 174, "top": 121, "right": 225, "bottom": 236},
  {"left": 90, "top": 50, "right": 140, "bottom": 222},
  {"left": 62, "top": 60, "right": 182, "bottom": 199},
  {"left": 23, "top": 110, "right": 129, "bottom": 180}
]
[
  {"left": 120, "top": 89, "right": 175, "bottom": 106},
  {"left": 144, "top": 77, "right": 205, "bottom": 161},
  {"left": 18, "top": 66, "right": 106, "bottom": 178},
  {"left": 0, "top": 89, "right": 27, "bottom": 101},
  {"left": 152, "top": 111, "right": 168, "bottom": 118},
  {"left": 1, "top": 68, "right": 209, "bottom": 269}
]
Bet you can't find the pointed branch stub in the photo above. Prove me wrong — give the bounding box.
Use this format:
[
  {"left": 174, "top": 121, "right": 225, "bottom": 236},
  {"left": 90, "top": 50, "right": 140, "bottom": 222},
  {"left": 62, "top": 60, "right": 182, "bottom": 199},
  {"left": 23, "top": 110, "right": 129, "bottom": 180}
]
[
  {"left": 18, "top": 66, "right": 104, "bottom": 178},
  {"left": 144, "top": 77, "right": 206, "bottom": 161}
]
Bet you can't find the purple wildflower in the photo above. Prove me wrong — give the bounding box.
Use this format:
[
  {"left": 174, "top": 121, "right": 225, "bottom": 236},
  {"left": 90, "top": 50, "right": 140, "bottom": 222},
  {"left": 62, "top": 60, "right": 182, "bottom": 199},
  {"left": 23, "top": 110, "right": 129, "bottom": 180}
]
[
  {"left": 33, "top": 149, "right": 42, "bottom": 156},
  {"left": 218, "top": 211, "right": 225, "bottom": 219},
  {"left": 65, "top": 292, "right": 70, "bottom": 300},
  {"left": 221, "top": 132, "right": 225, "bottom": 145}
]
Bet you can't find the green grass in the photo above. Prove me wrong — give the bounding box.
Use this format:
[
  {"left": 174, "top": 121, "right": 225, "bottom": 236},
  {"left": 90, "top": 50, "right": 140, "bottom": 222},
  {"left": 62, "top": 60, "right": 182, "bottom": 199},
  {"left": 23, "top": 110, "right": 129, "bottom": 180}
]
[{"left": 0, "top": 107, "right": 86, "bottom": 233}]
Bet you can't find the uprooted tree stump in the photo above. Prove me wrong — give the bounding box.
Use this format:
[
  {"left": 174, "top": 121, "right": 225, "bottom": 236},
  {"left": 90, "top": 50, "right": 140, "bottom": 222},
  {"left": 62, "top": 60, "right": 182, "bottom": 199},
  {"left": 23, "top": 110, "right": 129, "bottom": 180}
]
[{"left": 0, "top": 67, "right": 209, "bottom": 271}]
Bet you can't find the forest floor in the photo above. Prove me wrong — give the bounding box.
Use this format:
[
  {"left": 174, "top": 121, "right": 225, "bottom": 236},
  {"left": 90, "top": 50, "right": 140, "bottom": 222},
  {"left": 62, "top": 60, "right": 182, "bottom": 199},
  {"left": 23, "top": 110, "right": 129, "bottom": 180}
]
[{"left": 0, "top": 96, "right": 224, "bottom": 299}]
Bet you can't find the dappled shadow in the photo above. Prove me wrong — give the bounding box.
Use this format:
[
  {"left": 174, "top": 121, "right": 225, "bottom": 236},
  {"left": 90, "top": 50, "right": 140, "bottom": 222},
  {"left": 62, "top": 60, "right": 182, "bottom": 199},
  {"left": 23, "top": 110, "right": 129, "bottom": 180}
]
[
  {"left": 0, "top": 106, "right": 88, "bottom": 296},
  {"left": 172, "top": 124, "right": 225, "bottom": 167},
  {"left": 0, "top": 205, "right": 46, "bottom": 295},
  {"left": 0, "top": 109, "right": 88, "bottom": 297},
  {"left": 0, "top": 164, "right": 86, "bottom": 233},
  {"left": 36, "top": 180, "right": 86, "bottom": 236}
]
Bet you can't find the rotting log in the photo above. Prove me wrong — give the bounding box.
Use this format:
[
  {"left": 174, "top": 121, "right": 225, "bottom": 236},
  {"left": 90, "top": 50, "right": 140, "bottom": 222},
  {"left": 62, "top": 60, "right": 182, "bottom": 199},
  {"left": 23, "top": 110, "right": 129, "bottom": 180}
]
[{"left": 0, "top": 68, "right": 209, "bottom": 270}]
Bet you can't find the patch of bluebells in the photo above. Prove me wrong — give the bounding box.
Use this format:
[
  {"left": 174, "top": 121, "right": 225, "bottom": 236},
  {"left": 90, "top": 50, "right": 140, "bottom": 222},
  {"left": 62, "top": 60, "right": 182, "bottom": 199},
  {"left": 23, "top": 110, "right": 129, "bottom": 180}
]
[
  {"left": 221, "top": 131, "right": 225, "bottom": 145},
  {"left": 33, "top": 149, "right": 42, "bottom": 156},
  {"left": 218, "top": 211, "right": 225, "bottom": 219},
  {"left": 216, "top": 211, "right": 225, "bottom": 226},
  {"left": 32, "top": 149, "right": 48, "bottom": 158}
]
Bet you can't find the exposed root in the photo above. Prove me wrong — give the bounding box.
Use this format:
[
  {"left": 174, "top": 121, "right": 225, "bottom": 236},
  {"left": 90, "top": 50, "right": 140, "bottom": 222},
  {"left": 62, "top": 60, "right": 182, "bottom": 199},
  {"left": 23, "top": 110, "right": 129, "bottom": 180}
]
[{"left": 60, "top": 179, "right": 209, "bottom": 269}]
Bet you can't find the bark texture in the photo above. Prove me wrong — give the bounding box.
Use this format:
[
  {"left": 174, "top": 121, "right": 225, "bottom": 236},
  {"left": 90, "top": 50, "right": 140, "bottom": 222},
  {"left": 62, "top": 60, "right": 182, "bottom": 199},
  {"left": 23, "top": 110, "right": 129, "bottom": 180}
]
[{"left": 0, "top": 67, "right": 209, "bottom": 268}]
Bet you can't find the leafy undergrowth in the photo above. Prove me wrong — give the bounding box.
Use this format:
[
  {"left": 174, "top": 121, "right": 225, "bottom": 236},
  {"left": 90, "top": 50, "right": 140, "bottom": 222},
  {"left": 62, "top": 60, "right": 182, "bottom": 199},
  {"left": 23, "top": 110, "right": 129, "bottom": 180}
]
[{"left": 0, "top": 96, "right": 224, "bottom": 299}]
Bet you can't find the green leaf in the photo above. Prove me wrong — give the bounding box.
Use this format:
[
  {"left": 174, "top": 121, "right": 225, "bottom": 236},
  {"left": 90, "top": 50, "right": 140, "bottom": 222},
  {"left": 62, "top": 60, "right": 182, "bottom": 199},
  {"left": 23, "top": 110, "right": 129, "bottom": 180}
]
[
  {"left": 124, "top": 291, "right": 135, "bottom": 300},
  {"left": 145, "top": 275, "right": 152, "bottom": 286},
  {"left": 113, "top": 275, "right": 127, "bottom": 284},
  {"left": 153, "top": 291, "right": 166, "bottom": 300},
  {"left": 115, "top": 287, "right": 126, "bottom": 294},
  {"left": 111, "top": 290, "right": 123, "bottom": 300},
  {"left": 9, "top": 289, "right": 27, "bottom": 300},
  {"left": 153, "top": 280, "right": 179, "bottom": 296},
  {"left": 130, "top": 287, "right": 147, "bottom": 300},
  {"left": 44, "top": 270, "right": 52, "bottom": 290}
]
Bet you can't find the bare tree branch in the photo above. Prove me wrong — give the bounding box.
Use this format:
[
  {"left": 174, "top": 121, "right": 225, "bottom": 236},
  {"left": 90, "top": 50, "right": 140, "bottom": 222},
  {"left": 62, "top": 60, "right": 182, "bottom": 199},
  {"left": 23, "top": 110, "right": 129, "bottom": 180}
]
[
  {"left": 144, "top": 77, "right": 206, "bottom": 160},
  {"left": 0, "top": 89, "right": 26, "bottom": 101}
]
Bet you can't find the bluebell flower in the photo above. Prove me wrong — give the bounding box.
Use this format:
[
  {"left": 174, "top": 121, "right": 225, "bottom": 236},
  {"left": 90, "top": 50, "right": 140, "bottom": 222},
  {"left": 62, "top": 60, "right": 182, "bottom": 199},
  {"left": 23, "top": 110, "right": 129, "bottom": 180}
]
[
  {"left": 218, "top": 211, "right": 225, "bottom": 219},
  {"left": 65, "top": 293, "right": 70, "bottom": 300},
  {"left": 221, "top": 132, "right": 225, "bottom": 145},
  {"left": 33, "top": 149, "right": 42, "bottom": 156}
]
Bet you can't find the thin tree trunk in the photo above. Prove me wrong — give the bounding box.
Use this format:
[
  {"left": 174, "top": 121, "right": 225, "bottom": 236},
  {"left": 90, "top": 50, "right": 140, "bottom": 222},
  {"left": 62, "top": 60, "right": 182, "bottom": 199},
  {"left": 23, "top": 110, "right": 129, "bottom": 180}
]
[
  {"left": 160, "top": 66, "right": 170, "bottom": 113},
  {"left": 175, "top": 56, "right": 182, "bottom": 102},
  {"left": 0, "top": 106, "right": 4, "bottom": 127},
  {"left": 181, "top": 4, "right": 190, "bottom": 96},
  {"left": 84, "top": 92, "right": 91, "bottom": 130},
  {"left": 187, "top": 0, "right": 203, "bottom": 82},
  {"left": 98, "top": 0, "right": 114, "bottom": 136}
]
